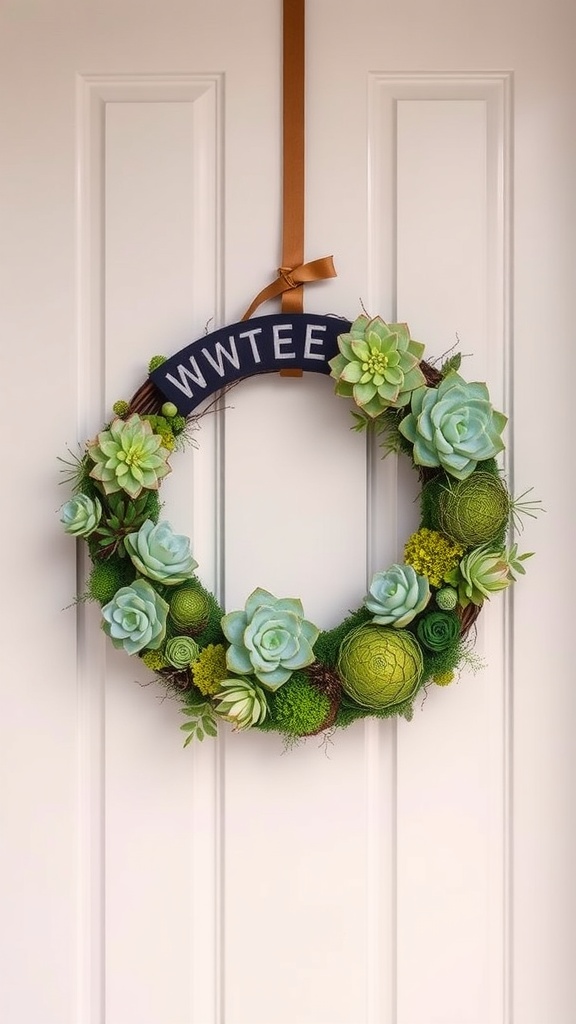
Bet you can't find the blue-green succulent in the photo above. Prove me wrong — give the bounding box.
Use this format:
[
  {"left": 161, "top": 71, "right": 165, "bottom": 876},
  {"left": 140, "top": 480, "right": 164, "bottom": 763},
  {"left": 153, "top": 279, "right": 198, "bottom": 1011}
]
[
  {"left": 398, "top": 372, "right": 507, "bottom": 480},
  {"left": 222, "top": 587, "right": 320, "bottom": 690},
  {"left": 124, "top": 519, "right": 198, "bottom": 585},
  {"left": 101, "top": 578, "right": 169, "bottom": 655},
  {"left": 60, "top": 494, "right": 102, "bottom": 537},
  {"left": 365, "top": 564, "right": 431, "bottom": 627},
  {"left": 328, "top": 315, "right": 426, "bottom": 417}
]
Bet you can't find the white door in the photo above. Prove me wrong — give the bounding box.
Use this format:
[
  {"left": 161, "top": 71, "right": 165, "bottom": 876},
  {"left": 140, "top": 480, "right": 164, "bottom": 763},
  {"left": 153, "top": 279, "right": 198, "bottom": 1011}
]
[{"left": 1, "top": 2, "right": 573, "bottom": 1023}]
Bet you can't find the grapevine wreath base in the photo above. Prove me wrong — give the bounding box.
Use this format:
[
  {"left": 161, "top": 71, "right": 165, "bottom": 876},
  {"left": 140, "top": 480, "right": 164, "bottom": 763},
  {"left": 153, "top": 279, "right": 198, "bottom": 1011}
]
[{"left": 60, "top": 314, "right": 536, "bottom": 745}]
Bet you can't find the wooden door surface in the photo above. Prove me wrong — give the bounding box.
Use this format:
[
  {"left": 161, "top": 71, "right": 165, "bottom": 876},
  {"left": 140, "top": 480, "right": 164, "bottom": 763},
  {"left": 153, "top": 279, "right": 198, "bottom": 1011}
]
[{"left": 1, "top": 1, "right": 574, "bottom": 1022}]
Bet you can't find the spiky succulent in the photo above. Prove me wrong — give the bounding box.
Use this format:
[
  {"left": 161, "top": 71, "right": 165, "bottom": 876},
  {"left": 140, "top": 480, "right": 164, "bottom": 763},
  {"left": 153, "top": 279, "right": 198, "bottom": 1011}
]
[
  {"left": 88, "top": 413, "right": 171, "bottom": 499},
  {"left": 91, "top": 492, "right": 157, "bottom": 558},
  {"left": 328, "top": 315, "right": 426, "bottom": 417},
  {"left": 446, "top": 543, "right": 532, "bottom": 607},
  {"left": 214, "top": 677, "right": 268, "bottom": 730}
]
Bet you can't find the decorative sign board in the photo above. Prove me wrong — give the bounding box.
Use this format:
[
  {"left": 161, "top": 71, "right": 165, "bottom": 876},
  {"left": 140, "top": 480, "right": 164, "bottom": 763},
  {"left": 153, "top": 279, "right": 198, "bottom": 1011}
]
[{"left": 150, "top": 313, "right": 351, "bottom": 414}]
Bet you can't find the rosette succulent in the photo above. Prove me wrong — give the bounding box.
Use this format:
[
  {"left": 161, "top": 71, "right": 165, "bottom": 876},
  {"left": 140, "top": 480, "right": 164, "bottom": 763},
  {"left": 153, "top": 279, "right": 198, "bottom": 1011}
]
[
  {"left": 365, "top": 564, "right": 430, "bottom": 627},
  {"left": 328, "top": 315, "right": 426, "bottom": 417},
  {"left": 398, "top": 372, "right": 507, "bottom": 480},
  {"left": 124, "top": 519, "right": 198, "bottom": 585},
  {"left": 214, "top": 677, "right": 268, "bottom": 730},
  {"left": 447, "top": 545, "right": 514, "bottom": 607},
  {"left": 164, "top": 635, "right": 200, "bottom": 670},
  {"left": 88, "top": 413, "right": 171, "bottom": 499},
  {"left": 416, "top": 611, "right": 460, "bottom": 652},
  {"left": 101, "top": 578, "right": 169, "bottom": 655},
  {"left": 60, "top": 494, "right": 102, "bottom": 537},
  {"left": 222, "top": 587, "right": 320, "bottom": 690}
]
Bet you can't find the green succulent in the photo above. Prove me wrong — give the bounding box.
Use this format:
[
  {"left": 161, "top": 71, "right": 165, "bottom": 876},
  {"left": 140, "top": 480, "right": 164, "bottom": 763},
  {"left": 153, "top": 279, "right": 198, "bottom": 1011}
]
[
  {"left": 169, "top": 585, "right": 211, "bottom": 630},
  {"left": 399, "top": 372, "right": 507, "bottom": 480},
  {"left": 101, "top": 578, "right": 169, "bottom": 655},
  {"left": 365, "top": 564, "right": 430, "bottom": 627},
  {"left": 124, "top": 519, "right": 198, "bottom": 585},
  {"left": 222, "top": 587, "right": 320, "bottom": 690},
  {"left": 60, "top": 494, "right": 102, "bottom": 537},
  {"left": 92, "top": 492, "right": 157, "bottom": 558},
  {"left": 88, "top": 413, "right": 171, "bottom": 499},
  {"left": 446, "top": 543, "right": 532, "bottom": 607},
  {"left": 328, "top": 315, "right": 426, "bottom": 417},
  {"left": 214, "top": 677, "right": 269, "bottom": 730},
  {"left": 164, "top": 635, "right": 200, "bottom": 670},
  {"left": 416, "top": 611, "right": 461, "bottom": 652}
]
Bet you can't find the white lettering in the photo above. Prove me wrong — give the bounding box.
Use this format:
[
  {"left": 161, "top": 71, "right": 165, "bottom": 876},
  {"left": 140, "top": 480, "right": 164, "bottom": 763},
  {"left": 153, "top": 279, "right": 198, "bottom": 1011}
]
[
  {"left": 304, "top": 323, "right": 326, "bottom": 360},
  {"left": 238, "top": 327, "right": 262, "bottom": 363},
  {"left": 165, "top": 357, "right": 208, "bottom": 397},
  {"left": 273, "top": 323, "right": 296, "bottom": 360},
  {"left": 201, "top": 338, "right": 241, "bottom": 377}
]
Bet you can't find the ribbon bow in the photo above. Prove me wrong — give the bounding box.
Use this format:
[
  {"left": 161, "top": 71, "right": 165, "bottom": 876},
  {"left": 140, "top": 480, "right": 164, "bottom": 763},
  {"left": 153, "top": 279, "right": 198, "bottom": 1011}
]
[{"left": 241, "top": 255, "right": 337, "bottom": 321}]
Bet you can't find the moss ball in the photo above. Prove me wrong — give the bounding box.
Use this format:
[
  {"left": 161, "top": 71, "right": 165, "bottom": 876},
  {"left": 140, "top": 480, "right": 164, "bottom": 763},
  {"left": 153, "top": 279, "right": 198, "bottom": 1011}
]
[
  {"left": 169, "top": 585, "right": 210, "bottom": 629},
  {"left": 112, "top": 400, "right": 130, "bottom": 417},
  {"left": 271, "top": 672, "right": 331, "bottom": 737},
  {"left": 88, "top": 558, "right": 135, "bottom": 605},
  {"left": 338, "top": 625, "right": 423, "bottom": 709},
  {"left": 437, "top": 472, "right": 510, "bottom": 547}
]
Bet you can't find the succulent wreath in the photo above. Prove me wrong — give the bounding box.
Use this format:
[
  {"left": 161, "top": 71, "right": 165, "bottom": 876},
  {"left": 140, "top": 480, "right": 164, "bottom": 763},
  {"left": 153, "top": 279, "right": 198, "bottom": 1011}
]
[{"left": 59, "top": 314, "right": 537, "bottom": 745}]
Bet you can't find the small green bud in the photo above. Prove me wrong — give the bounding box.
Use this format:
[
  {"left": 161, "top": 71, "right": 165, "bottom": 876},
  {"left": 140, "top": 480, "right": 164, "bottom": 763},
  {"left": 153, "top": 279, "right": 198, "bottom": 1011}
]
[
  {"left": 436, "top": 586, "right": 458, "bottom": 611},
  {"left": 161, "top": 401, "right": 178, "bottom": 418},
  {"left": 112, "top": 400, "right": 130, "bottom": 417},
  {"left": 171, "top": 415, "right": 187, "bottom": 434},
  {"left": 148, "top": 355, "right": 167, "bottom": 373}
]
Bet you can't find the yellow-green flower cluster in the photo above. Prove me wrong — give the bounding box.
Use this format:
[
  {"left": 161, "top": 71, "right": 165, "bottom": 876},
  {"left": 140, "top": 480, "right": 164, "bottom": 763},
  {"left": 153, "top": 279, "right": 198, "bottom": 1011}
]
[
  {"left": 191, "top": 643, "right": 228, "bottom": 696},
  {"left": 404, "top": 528, "right": 464, "bottom": 588}
]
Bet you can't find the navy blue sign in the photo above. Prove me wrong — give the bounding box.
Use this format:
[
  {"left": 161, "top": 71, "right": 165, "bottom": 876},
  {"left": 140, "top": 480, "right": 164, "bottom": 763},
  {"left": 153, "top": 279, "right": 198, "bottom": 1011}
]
[{"left": 149, "top": 313, "right": 351, "bottom": 415}]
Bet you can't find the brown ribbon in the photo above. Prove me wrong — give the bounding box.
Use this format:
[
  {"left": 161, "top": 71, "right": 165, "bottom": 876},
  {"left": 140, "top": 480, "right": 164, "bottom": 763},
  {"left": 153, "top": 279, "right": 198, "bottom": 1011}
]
[
  {"left": 241, "top": 255, "right": 337, "bottom": 322},
  {"left": 241, "top": 0, "right": 336, "bottom": 356}
]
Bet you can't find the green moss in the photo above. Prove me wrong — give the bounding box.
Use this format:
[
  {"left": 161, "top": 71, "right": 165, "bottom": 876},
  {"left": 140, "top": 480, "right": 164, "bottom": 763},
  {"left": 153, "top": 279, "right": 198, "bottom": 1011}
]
[
  {"left": 142, "top": 489, "right": 161, "bottom": 523},
  {"left": 112, "top": 400, "right": 130, "bottom": 417},
  {"left": 313, "top": 606, "right": 371, "bottom": 667},
  {"left": 420, "top": 638, "right": 463, "bottom": 681},
  {"left": 335, "top": 695, "right": 414, "bottom": 729},
  {"left": 265, "top": 671, "right": 331, "bottom": 737},
  {"left": 87, "top": 556, "right": 136, "bottom": 604},
  {"left": 171, "top": 415, "right": 187, "bottom": 435}
]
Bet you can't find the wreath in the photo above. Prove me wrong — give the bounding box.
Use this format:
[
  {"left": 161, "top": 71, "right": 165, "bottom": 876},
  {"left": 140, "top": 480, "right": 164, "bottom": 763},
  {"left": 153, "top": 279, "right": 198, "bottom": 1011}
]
[{"left": 59, "top": 314, "right": 537, "bottom": 745}]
